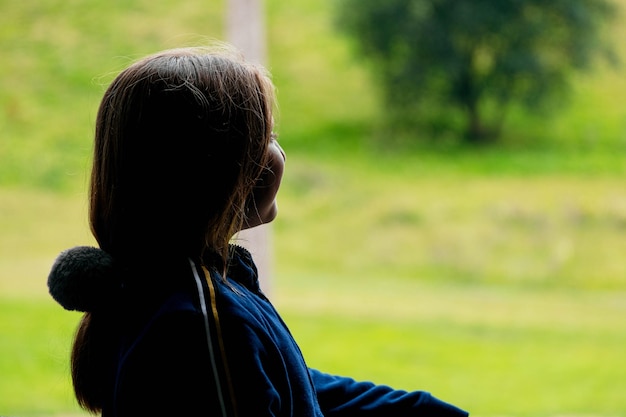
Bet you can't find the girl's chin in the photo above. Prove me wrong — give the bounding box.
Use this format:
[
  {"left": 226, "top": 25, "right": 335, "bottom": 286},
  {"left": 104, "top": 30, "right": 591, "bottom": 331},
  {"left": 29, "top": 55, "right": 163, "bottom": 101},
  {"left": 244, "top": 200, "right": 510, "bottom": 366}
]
[{"left": 242, "top": 202, "right": 278, "bottom": 230}]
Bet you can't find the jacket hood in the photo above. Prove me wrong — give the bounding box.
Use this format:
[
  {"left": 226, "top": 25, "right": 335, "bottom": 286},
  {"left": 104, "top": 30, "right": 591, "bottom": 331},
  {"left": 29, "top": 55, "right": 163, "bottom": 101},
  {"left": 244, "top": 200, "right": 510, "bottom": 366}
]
[{"left": 47, "top": 244, "right": 260, "bottom": 313}]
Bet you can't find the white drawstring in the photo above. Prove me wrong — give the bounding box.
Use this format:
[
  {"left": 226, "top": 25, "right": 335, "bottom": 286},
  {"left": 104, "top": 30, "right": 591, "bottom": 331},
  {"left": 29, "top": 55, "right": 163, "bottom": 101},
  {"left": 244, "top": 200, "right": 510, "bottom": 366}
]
[{"left": 189, "top": 258, "right": 229, "bottom": 417}]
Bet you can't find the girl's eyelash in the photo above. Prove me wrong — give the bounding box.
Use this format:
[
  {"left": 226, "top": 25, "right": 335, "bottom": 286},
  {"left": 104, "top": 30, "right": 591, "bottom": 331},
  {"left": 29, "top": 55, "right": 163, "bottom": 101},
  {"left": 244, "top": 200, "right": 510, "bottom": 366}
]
[{"left": 270, "top": 132, "right": 279, "bottom": 141}]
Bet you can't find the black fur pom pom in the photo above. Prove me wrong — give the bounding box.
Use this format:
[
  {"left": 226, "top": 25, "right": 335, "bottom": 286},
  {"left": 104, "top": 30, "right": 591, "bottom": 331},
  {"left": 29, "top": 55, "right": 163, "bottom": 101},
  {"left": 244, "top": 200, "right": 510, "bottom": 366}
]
[{"left": 47, "top": 246, "right": 120, "bottom": 312}]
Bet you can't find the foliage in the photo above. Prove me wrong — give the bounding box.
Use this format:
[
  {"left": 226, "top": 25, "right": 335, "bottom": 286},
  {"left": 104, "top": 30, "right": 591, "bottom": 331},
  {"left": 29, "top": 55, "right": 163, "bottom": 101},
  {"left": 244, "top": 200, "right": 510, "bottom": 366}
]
[{"left": 337, "top": 0, "right": 617, "bottom": 143}]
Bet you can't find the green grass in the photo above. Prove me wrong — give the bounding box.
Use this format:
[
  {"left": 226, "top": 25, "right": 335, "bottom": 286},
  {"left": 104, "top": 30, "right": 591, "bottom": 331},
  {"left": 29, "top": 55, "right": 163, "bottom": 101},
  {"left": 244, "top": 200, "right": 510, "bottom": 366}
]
[
  {"left": 271, "top": 159, "right": 626, "bottom": 416},
  {"left": 0, "top": 299, "right": 83, "bottom": 416},
  {"left": 277, "top": 283, "right": 626, "bottom": 416},
  {"left": 2, "top": 166, "right": 625, "bottom": 416},
  {"left": 1, "top": 0, "right": 626, "bottom": 415},
  {"left": 276, "top": 158, "right": 626, "bottom": 290}
]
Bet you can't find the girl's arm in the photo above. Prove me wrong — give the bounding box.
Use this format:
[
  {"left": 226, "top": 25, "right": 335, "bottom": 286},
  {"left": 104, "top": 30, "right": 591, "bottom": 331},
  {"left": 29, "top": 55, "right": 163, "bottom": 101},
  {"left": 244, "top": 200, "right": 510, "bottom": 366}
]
[{"left": 310, "top": 369, "right": 469, "bottom": 417}]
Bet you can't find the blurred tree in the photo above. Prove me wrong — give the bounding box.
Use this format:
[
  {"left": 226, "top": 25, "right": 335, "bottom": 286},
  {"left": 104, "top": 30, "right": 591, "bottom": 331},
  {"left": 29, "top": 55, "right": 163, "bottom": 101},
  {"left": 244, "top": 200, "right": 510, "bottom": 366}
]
[{"left": 337, "top": 0, "right": 616, "bottom": 143}]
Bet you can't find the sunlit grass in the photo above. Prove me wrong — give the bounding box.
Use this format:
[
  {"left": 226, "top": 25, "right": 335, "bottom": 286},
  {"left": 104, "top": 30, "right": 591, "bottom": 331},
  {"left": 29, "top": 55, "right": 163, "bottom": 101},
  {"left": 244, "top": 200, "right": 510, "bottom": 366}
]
[
  {"left": 0, "top": 188, "right": 93, "bottom": 299},
  {"left": 0, "top": 299, "right": 83, "bottom": 416},
  {"left": 278, "top": 287, "right": 626, "bottom": 416},
  {"left": 276, "top": 158, "right": 626, "bottom": 290},
  {"left": 2, "top": 158, "right": 626, "bottom": 415}
]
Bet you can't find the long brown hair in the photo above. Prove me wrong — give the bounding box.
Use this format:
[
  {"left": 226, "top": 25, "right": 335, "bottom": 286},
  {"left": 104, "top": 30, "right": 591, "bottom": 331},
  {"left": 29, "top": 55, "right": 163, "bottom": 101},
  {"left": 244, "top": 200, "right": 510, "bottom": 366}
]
[
  {"left": 91, "top": 46, "right": 274, "bottom": 264},
  {"left": 73, "top": 46, "right": 275, "bottom": 413}
]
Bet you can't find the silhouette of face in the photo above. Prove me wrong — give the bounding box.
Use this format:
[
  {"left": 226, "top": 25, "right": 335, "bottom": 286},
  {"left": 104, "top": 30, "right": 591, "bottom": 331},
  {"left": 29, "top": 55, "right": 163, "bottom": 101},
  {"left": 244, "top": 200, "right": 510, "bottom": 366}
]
[{"left": 243, "top": 132, "right": 285, "bottom": 229}]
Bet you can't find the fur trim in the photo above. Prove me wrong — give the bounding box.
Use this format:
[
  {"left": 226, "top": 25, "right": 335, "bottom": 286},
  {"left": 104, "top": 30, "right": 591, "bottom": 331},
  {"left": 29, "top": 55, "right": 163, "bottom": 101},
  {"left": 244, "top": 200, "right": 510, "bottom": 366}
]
[{"left": 47, "top": 246, "right": 120, "bottom": 312}]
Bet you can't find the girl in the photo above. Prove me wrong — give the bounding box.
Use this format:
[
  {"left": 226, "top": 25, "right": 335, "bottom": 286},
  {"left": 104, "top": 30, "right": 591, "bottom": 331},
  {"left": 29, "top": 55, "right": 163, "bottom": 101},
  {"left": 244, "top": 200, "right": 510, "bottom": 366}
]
[{"left": 48, "top": 46, "right": 468, "bottom": 417}]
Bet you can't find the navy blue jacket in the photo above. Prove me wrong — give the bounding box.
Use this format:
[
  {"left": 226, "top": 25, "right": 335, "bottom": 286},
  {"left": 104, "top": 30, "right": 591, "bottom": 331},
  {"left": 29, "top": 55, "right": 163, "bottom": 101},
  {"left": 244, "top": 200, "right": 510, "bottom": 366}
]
[{"left": 105, "top": 246, "right": 468, "bottom": 416}]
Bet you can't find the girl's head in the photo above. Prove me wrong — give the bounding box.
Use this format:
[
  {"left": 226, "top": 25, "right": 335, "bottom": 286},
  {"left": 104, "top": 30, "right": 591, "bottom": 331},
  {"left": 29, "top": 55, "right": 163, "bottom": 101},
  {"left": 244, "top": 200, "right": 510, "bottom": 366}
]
[{"left": 90, "top": 46, "right": 283, "bottom": 267}]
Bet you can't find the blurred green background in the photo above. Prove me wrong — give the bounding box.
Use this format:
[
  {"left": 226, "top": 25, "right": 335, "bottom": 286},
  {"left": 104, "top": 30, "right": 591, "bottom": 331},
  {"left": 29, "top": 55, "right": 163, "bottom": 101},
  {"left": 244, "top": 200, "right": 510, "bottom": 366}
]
[{"left": 1, "top": 0, "right": 625, "bottom": 416}]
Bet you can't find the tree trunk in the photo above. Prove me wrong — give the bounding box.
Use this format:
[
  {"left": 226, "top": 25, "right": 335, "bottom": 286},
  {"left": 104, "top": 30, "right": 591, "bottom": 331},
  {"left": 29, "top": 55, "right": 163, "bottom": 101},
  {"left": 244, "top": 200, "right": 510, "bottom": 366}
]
[
  {"left": 456, "top": 55, "right": 491, "bottom": 144},
  {"left": 463, "top": 96, "right": 500, "bottom": 144},
  {"left": 464, "top": 96, "right": 489, "bottom": 143}
]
